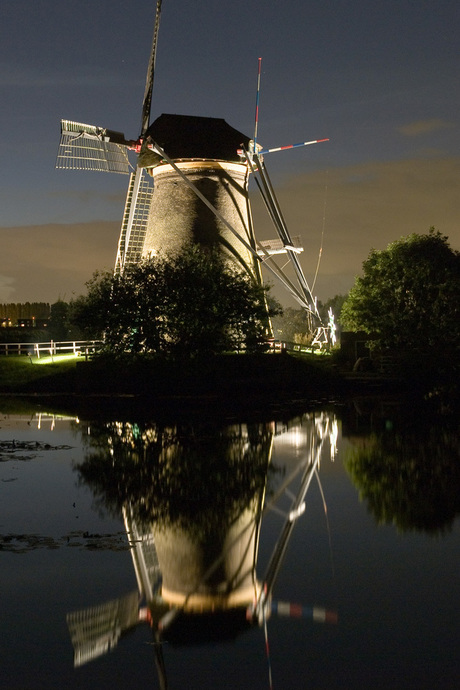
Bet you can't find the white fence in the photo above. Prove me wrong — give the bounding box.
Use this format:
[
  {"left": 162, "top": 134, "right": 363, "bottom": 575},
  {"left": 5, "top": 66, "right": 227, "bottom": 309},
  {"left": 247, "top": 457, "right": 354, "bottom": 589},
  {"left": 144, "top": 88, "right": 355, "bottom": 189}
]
[{"left": 0, "top": 340, "right": 101, "bottom": 358}]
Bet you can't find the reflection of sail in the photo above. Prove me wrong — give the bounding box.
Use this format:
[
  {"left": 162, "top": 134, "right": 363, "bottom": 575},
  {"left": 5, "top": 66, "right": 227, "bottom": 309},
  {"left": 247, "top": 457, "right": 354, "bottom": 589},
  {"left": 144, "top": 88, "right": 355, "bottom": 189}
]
[
  {"left": 123, "top": 504, "right": 162, "bottom": 602},
  {"left": 67, "top": 591, "right": 139, "bottom": 667},
  {"left": 251, "top": 410, "right": 337, "bottom": 622}
]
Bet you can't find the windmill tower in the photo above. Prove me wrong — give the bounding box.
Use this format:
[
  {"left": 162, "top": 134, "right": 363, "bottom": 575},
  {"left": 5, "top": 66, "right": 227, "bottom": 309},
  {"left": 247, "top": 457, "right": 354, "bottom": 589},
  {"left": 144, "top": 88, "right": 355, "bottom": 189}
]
[
  {"left": 56, "top": 1, "right": 261, "bottom": 284},
  {"left": 137, "top": 113, "right": 261, "bottom": 279},
  {"left": 56, "top": 0, "right": 331, "bottom": 339}
]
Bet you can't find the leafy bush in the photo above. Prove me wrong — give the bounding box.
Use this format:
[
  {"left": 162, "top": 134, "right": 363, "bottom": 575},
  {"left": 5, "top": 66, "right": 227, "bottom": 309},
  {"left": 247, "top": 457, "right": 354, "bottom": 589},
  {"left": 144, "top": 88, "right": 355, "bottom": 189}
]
[{"left": 71, "top": 244, "right": 276, "bottom": 359}]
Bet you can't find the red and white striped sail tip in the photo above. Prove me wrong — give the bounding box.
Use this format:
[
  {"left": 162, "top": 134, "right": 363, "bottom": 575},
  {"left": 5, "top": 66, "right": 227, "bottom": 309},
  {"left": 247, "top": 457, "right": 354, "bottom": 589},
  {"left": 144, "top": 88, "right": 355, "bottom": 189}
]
[
  {"left": 259, "top": 138, "right": 330, "bottom": 155},
  {"left": 271, "top": 601, "right": 338, "bottom": 624},
  {"left": 313, "top": 606, "right": 338, "bottom": 624}
]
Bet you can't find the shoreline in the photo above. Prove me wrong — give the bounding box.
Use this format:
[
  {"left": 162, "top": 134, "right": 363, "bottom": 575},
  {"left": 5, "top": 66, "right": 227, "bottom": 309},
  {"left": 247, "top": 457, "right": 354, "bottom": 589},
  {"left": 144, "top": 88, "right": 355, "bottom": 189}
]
[{"left": 0, "top": 351, "right": 456, "bottom": 420}]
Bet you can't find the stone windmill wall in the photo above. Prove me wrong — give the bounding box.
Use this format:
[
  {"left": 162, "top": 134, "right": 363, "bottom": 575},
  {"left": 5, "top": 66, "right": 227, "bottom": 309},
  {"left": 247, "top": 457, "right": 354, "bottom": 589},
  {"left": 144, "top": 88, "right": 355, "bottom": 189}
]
[{"left": 138, "top": 113, "right": 262, "bottom": 282}]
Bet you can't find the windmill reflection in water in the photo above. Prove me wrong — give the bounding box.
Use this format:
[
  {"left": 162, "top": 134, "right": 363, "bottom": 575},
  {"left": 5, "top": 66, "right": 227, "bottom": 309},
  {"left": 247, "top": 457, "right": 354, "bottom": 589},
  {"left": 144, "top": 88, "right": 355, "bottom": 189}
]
[{"left": 67, "top": 412, "right": 338, "bottom": 682}]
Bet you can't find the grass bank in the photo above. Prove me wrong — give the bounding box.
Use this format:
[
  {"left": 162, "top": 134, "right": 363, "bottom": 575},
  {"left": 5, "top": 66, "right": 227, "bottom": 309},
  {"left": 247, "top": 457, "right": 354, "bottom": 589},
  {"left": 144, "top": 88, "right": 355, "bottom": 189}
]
[
  {"left": 1, "top": 353, "right": 455, "bottom": 420},
  {"left": 0, "top": 355, "right": 77, "bottom": 393},
  {"left": 0, "top": 352, "right": 344, "bottom": 401}
]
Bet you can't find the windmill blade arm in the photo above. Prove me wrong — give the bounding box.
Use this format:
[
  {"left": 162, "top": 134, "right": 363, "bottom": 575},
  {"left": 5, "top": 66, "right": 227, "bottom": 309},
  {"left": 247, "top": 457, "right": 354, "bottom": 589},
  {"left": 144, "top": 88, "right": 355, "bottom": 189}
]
[
  {"left": 259, "top": 447, "right": 321, "bottom": 608},
  {"left": 56, "top": 120, "right": 131, "bottom": 174},
  {"left": 58, "top": 120, "right": 133, "bottom": 146},
  {"left": 104, "top": 129, "right": 134, "bottom": 146},
  {"left": 141, "top": 0, "right": 163, "bottom": 136},
  {"left": 66, "top": 590, "right": 140, "bottom": 667},
  {"left": 115, "top": 168, "right": 154, "bottom": 273}
]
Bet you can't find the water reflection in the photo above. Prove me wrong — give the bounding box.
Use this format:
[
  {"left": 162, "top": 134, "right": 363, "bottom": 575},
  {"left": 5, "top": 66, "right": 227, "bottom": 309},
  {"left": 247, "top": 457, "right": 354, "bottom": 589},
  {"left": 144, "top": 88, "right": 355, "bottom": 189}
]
[
  {"left": 342, "top": 400, "right": 460, "bottom": 534},
  {"left": 2, "top": 402, "right": 459, "bottom": 688},
  {"left": 68, "top": 413, "right": 338, "bottom": 676}
]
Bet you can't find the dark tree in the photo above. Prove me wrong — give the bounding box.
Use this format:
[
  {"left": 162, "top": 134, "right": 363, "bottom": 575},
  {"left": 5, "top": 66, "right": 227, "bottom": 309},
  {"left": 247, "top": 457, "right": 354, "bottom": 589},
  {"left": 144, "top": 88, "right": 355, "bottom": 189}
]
[
  {"left": 319, "top": 294, "right": 347, "bottom": 328},
  {"left": 268, "top": 295, "right": 345, "bottom": 346},
  {"left": 48, "top": 300, "right": 71, "bottom": 340},
  {"left": 341, "top": 229, "right": 460, "bottom": 384},
  {"left": 75, "top": 419, "right": 274, "bottom": 537},
  {"left": 71, "top": 244, "right": 275, "bottom": 358},
  {"left": 341, "top": 229, "right": 459, "bottom": 350},
  {"left": 269, "top": 306, "right": 312, "bottom": 344}
]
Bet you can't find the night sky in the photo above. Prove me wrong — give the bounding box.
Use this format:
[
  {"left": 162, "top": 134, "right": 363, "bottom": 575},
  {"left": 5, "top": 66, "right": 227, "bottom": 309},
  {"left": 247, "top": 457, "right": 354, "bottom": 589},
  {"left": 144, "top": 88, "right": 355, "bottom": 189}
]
[{"left": 1, "top": 0, "right": 459, "bottom": 304}]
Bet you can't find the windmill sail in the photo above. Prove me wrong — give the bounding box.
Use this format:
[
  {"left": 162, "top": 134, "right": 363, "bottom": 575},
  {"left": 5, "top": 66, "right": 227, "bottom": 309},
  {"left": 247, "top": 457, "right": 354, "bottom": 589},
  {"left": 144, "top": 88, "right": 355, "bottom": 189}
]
[
  {"left": 114, "top": 169, "right": 154, "bottom": 273},
  {"left": 141, "top": 0, "right": 163, "bottom": 136},
  {"left": 114, "top": 0, "right": 163, "bottom": 273},
  {"left": 56, "top": 120, "right": 130, "bottom": 174},
  {"left": 67, "top": 590, "right": 140, "bottom": 667}
]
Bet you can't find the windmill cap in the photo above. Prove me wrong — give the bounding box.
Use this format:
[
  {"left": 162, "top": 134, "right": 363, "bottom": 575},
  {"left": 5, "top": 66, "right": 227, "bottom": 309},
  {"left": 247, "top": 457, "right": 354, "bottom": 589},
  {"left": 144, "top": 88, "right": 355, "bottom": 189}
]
[{"left": 142, "top": 113, "right": 252, "bottom": 164}]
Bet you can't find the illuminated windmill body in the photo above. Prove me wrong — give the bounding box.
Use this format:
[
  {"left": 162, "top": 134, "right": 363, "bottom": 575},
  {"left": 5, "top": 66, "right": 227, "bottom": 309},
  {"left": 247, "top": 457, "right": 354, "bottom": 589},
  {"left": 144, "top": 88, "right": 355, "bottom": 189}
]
[
  {"left": 136, "top": 113, "right": 260, "bottom": 279},
  {"left": 56, "top": 0, "right": 331, "bottom": 336}
]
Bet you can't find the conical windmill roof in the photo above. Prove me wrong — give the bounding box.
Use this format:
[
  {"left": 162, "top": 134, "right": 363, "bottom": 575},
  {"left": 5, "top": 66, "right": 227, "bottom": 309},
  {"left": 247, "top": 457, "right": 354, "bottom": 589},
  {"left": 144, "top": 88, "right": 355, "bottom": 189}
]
[{"left": 142, "top": 113, "right": 251, "bottom": 165}]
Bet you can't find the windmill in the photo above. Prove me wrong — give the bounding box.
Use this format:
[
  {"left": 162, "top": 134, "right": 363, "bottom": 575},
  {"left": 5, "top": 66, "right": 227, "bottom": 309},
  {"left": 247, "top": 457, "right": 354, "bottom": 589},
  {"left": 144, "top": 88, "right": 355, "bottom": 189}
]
[{"left": 56, "top": 0, "right": 332, "bottom": 340}]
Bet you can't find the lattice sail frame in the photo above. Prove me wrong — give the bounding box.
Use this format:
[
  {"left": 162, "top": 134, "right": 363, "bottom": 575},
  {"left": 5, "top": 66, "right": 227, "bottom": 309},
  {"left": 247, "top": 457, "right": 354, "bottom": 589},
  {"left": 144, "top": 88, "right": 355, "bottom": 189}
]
[
  {"left": 114, "top": 169, "right": 154, "bottom": 273},
  {"left": 66, "top": 591, "right": 140, "bottom": 667},
  {"left": 56, "top": 120, "right": 130, "bottom": 174}
]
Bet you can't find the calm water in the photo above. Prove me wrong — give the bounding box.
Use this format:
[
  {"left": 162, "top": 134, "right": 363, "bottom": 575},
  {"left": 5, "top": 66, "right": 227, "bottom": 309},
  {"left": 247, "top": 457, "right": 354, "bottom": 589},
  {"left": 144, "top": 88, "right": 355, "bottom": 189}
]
[{"left": 0, "top": 400, "right": 459, "bottom": 689}]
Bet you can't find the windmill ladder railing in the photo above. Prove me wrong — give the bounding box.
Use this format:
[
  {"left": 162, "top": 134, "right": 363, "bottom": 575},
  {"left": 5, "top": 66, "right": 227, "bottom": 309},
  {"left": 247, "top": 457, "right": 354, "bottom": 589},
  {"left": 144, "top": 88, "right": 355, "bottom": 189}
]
[{"left": 0, "top": 340, "right": 102, "bottom": 358}]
